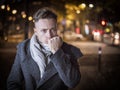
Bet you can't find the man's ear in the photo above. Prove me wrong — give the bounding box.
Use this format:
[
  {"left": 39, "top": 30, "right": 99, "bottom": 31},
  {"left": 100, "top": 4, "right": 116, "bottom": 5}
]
[
  {"left": 34, "top": 28, "right": 38, "bottom": 35},
  {"left": 34, "top": 28, "right": 37, "bottom": 33},
  {"left": 34, "top": 28, "right": 36, "bottom": 32}
]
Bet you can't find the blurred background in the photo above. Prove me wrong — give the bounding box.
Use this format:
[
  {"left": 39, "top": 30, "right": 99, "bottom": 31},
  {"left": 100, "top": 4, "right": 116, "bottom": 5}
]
[{"left": 0, "top": 0, "right": 120, "bottom": 90}]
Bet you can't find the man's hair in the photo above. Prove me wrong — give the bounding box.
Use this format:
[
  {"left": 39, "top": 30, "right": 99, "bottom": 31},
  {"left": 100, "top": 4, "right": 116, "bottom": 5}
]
[{"left": 33, "top": 8, "right": 57, "bottom": 22}]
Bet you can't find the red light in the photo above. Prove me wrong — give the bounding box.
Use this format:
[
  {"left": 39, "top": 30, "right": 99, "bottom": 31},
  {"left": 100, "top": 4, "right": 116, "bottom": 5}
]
[{"left": 101, "top": 20, "right": 106, "bottom": 26}]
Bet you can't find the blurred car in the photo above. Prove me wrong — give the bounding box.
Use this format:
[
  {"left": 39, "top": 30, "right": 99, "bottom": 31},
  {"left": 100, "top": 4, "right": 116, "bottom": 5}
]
[
  {"left": 92, "top": 29, "right": 104, "bottom": 41},
  {"left": 103, "top": 32, "right": 120, "bottom": 46},
  {"left": 63, "top": 30, "right": 84, "bottom": 40}
]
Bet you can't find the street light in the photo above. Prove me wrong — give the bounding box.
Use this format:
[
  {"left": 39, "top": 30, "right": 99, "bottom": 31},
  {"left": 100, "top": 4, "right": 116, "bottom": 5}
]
[
  {"left": 76, "top": 10, "right": 80, "bottom": 14},
  {"left": 28, "top": 16, "right": 33, "bottom": 21},
  {"left": 22, "top": 14, "right": 27, "bottom": 18},
  {"left": 7, "top": 5, "right": 10, "bottom": 11},
  {"left": 21, "top": 11, "right": 27, "bottom": 18},
  {"left": 12, "top": 9, "right": 17, "bottom": 14},
  {"left": 78, "top": 3, "right": 86, "bottom": 10},
  {"left": 1, "top": 5, "right": 5, "bottom": 10},
  {"left": 89, "top": 4, "right": 94, "bottom": 8},
  {"left": 101, "top": 20, "right": 106, "bottom": 26}
]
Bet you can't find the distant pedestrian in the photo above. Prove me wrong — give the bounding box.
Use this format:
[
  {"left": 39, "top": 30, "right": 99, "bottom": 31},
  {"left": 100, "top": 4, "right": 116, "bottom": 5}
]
[{"left": 7, "top": 8, "right": 83, "bottom": 90}]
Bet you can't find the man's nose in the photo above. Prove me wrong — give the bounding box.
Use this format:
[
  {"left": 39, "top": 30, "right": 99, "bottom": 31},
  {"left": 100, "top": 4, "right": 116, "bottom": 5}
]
[{"left": 46, "top": 30, "right": 52, "bottom": 38}]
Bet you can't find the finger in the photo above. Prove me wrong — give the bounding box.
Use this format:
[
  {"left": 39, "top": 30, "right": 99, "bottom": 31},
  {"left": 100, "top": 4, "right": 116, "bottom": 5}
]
[
  {"left": 51, "top": 39, "right": 55, "bottom": 51},
  {"left": 48, "top": 40, "right": 51, "bottom": 50}
]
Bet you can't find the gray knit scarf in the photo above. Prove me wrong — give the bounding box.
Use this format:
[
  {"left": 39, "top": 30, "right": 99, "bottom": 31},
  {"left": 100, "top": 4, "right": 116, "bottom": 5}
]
[{"left": 30, "top": 34, "right": 52, "bottom": 78}]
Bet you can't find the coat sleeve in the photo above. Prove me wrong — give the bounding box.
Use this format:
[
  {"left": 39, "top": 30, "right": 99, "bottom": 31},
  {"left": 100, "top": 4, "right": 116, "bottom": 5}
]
[
  {"left": 7, "top": 45, "right": 24, "bottom": 90},
  {"left": 50, "top": 47, "right": 82, "bottom": 88}
]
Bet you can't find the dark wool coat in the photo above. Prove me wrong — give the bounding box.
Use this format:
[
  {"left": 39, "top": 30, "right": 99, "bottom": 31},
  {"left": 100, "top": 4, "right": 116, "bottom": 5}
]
[{"left": 7, "top": 39, "right": 83, "bottom": 90}]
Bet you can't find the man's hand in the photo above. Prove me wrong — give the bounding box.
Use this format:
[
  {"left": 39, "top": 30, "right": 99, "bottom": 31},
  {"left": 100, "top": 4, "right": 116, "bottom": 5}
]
[{"left": 48, "top": 36, "right": 63, "bottom": 54}]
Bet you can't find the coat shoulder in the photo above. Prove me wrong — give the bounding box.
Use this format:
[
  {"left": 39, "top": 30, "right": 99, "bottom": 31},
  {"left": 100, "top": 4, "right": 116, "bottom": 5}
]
[
  {"left": 16, "top": 39, "right": 30, "bottom": 57},
  {"left": 17, "top": 39, "right": 30, "bottom": 48}
]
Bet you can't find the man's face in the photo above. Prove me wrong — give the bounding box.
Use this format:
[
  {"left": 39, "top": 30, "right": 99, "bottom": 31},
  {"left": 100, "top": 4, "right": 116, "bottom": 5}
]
[{"left": 34, "top": 19, "right": 57, "bottom": 44}]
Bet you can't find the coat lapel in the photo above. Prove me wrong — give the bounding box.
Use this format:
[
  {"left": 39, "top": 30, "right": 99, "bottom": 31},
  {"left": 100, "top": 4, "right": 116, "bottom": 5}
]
[
  {"left": 22, "top": 47, "right": 41, "bottom": 84},
  {"left": 37, "top": 61, "right": 57, "bottom": 88}
]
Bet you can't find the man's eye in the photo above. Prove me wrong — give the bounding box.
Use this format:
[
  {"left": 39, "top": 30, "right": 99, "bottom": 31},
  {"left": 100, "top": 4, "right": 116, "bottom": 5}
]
[
  {"left": 41, "top": 29, "right": 47, "bottom": 33},
  {"left": 51, "top": 28, "right": 56, "bottom": 31}
]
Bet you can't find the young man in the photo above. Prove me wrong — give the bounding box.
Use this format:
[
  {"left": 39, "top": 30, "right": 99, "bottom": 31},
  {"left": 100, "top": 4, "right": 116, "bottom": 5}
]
[{"left": 7, "top": 8, "right": 83, "bottom": 90}]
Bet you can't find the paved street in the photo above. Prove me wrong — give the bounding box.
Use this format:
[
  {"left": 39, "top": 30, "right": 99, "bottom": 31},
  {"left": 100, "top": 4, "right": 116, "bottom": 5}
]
[
  {"left": 0, "top": 41, "right": 120, "bottom": 90},
  {"left": 68, "top": 41, "right": 120, "bottom": 90},
  {"left": 67, "top": 41, "right": 120, "bottom": 54}
]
